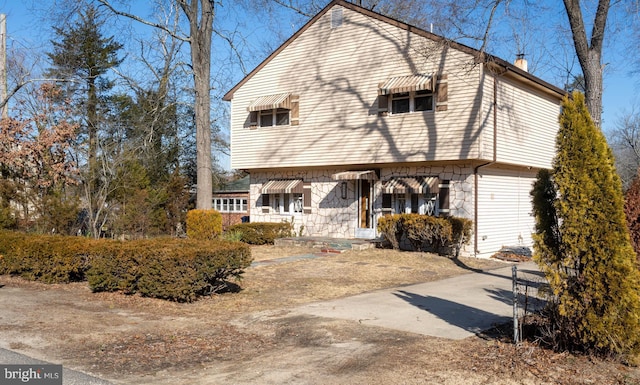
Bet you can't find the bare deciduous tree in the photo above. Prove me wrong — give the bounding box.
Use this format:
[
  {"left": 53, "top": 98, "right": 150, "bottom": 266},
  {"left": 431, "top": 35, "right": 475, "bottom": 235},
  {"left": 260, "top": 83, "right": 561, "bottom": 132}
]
[
  {"left": 609, "top": 108, "right": 640, "bottom": 189},
  {"left": 98, "top": 0, "right": 216, "bottom": 210},
  {"left": 562, "top": 0, "right": 609, "bottom": 128}
]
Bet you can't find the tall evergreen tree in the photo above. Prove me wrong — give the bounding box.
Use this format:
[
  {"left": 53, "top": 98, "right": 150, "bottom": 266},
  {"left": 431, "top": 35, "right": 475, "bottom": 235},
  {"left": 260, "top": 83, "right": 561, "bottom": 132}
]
[
  {"left": 46, "top": 5, "right": 123, "bottom": 237},
  {"left": 532, "top": 91, "right": 640, "bottom": 357}
]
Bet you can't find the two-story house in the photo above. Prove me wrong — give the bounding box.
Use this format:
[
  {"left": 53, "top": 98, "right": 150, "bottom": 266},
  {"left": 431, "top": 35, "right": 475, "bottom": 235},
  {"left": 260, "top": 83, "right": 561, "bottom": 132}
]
[{"left": 223, "top": 0, "right": 565, "bottom": 257}]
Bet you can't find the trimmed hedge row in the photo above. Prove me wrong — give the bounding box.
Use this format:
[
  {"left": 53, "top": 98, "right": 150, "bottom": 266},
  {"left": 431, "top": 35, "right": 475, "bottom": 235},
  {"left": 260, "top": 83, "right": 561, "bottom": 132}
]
[
  {"left": 377, "top": 214, "right": 472, "bottom": 256},
  {"left": 0, "top": 231, "right": 252, "bottom": 302},
  {"left": 226, "top": 222, "right": 293, "bottom": 245},
  {"left": 0, "top": 231, "right": 96, "bottom": 283},
  {"left": 87, "top": 238, "right": 251, "bottom": 302}
]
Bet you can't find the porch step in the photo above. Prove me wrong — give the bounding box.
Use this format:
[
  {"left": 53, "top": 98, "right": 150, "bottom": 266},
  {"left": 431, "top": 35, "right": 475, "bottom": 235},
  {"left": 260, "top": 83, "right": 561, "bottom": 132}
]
[
  {"left": 320, "top": 247, "right": 348, "bottom": 254},
  {"left": 274, "top": 237, "right": 377, "bottom": 251}
]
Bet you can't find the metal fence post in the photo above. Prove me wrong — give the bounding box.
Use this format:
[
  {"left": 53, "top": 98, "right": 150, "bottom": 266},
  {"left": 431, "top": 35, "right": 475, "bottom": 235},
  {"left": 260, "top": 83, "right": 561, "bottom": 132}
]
[{"left": 512, "top": 265, "right": 519, "bottom": 344}]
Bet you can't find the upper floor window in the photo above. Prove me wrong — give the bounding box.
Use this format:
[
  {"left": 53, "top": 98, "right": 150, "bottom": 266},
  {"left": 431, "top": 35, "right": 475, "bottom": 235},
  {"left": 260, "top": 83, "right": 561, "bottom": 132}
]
[
  {"left": 259, "top": 108, "right": 290, "bottom": 127},
  {"left": 390, "top": 90, "right": 434, "bottom": 114},
  {"left": 248, "top": 93, "right": 299, "bottom": 128},
  {"left": 391, "top": 92, "right": 410, "bottom": 114},
  {"left": 414, "top": 90, "right": 434, "bottom": 111},
  {"left": 378, "top": 73, "right": 447, "bottom": 115}
]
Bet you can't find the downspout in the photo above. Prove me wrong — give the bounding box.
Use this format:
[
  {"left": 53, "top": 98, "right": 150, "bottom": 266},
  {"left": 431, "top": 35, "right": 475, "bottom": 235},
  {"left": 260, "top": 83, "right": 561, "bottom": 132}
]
[{"left": 473, "top": 65, "right": 502, "bottom": 256}]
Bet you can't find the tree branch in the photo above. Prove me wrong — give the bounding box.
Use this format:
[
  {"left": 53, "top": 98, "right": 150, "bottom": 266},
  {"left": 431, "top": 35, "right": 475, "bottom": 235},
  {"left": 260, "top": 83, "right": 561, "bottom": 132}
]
[
  {"left": 590, "top": 0, "right": 610, "bottom": 54},
  {"left": 562, "top": 0, "right": 590, "bottom": 66},
  {"left": 478, "top": 0, "right": 503, "bottom": 56},
  {"left": 269, "top": 0, "right": 316, "bottom": 18},
  {"left": 96, "top": 0, "right": 189, "bottom": 43},
  {"left": 213, "top": 29, "right": 247, "bottom": 75},
  {"left": 0, "top": 78, "right": 80, "bottom": 112}
]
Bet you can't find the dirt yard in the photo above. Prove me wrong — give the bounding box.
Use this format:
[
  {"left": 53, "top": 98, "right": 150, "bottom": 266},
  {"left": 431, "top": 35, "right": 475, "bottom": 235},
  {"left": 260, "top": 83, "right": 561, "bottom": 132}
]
[{"left": 0, "top": 245, "right": 638, "bottom": 384}]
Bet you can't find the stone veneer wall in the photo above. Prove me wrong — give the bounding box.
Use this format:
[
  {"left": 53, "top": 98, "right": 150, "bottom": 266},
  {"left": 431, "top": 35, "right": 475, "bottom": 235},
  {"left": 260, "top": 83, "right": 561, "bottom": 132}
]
[
  {"left": 378, "top": 164, "right": 475, "bottom": 219},
  {"left": 250, "top": 170, "right": 357, "bottom": 238},
  {"left": 250, "top": 164, "right": 475, "bottom": 238}
]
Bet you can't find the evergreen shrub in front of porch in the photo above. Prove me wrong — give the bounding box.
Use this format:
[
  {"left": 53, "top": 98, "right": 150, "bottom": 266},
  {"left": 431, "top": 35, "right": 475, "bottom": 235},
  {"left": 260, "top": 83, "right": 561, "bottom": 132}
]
[{"left": 377, "top": 214, "right": 472, "bottom": 256}]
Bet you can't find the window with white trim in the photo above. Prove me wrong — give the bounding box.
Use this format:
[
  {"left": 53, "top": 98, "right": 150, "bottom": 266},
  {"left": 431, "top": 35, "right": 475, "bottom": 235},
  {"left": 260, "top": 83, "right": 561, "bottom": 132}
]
[
  {"left": 383, "top": 192, "right": 438, "bottom": 216},
  {"left": 259, "top": 108, "right": 290, "bottom": 127},
  {"left": 393, "top": 193, "right": 437, "bottom": 215},
  {"left": 213, "top": 198, "right": 248, "bottom": 213},
  {"left": 390, "top": 90, "right": 433, "bottom": 114},
  {"left": 271, "top": 193, "right": 303, "bottom": 214},
  {"left": 248, "top": 94, "right": 299, "bottom": 128}
]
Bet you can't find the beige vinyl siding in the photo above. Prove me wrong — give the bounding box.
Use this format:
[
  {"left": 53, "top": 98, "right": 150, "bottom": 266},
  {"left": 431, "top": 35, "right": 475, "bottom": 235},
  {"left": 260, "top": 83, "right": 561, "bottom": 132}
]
[
  {"left": 230, "top": 5, "right": 483, "bottom": 170},
  {"left": 479, "top": 69, "right": 495, "bottom": 160},
  {"left": 476, "top": 166, "right": 536, "bottom": 257},
  {"left": 494, "top": 75, "right": 560, "bottom": 169}
]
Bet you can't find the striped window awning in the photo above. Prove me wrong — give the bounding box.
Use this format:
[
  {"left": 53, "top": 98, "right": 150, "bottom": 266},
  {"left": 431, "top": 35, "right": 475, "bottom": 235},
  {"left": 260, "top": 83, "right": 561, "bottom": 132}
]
[
  {"left": 261, "top": 179, "right": 303, "bottom": 194},
  {"left": 378, "top": 74, "right": 433, "bottom": 95},
  {"left": 248, "top": 93, "right": 292, "bottom": 112},
  {"left": 331, "top": 170, "right": 378, "bottom": 181},
  {"left": 383, "top": 177, "right": 439, "bottom": 194}
]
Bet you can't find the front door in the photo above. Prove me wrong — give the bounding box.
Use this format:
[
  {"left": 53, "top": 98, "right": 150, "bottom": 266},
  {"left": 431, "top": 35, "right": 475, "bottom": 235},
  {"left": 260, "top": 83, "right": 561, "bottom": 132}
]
[{"left": 359, "top": 179, "right": 371, "bottom": 228}]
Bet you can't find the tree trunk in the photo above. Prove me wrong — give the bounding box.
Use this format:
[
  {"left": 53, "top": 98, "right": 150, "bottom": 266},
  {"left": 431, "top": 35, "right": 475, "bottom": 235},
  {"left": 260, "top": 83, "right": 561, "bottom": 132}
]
[
  {"left": 562, "top": 0, "right": 609, "bottom": 128},
  {"left": 87, "top": 76, "right": 100, "bottom": 237},
  {"left": 183, "top": 0, "right": 214, "bottom": 210},
  {"left": 96, "top": 0, "right": 217, "bottom": 210},
  {"left": 582, "top": 51, "right": 603, "bottom": 128}
]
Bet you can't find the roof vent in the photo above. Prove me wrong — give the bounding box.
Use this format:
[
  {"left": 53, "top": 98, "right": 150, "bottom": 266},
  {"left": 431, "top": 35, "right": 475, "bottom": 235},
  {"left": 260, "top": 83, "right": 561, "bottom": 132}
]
[
  {"left": 514, "top": 53, "right": 528, "bottom": 72},
  {"left": 331, "top": 8, "right": 343, "bottom": 28}
]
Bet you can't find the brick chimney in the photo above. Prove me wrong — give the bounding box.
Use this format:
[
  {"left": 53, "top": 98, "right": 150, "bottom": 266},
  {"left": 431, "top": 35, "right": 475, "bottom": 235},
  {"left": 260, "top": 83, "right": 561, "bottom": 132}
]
[{"left": 514, "top": 53, "right": 528, "bottom": 72}]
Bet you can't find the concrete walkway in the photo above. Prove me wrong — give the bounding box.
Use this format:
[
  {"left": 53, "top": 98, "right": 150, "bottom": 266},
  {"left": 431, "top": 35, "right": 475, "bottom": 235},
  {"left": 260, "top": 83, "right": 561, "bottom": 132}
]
[{"left": 295, "top": 261, "right": 544, "bottom": 340}]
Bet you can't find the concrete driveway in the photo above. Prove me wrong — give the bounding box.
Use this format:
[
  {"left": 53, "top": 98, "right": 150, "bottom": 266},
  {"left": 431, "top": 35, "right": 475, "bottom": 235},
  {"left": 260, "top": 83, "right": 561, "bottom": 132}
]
[{"left": 295, "top": 261, "right": 544, "bottom": 340}]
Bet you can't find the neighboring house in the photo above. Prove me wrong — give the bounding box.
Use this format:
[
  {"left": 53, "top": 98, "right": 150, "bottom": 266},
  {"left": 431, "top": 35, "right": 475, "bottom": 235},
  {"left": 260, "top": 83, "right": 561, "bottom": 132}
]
[
  {"left": 223, "top": 0, "right": 565, "bottom": 257},
  {"left": 212, "top": 175, "right": 250, "bottom": 228}
]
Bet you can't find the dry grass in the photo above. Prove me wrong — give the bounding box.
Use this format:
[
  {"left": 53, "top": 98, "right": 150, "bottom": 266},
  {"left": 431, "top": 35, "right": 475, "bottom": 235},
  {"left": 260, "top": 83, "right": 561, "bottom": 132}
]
[
  {"left": 183, "top": 246, "right": 508, "bottom": 315},
  {"left": 1, "top": 244, "right": 638, "bottom": 385}
]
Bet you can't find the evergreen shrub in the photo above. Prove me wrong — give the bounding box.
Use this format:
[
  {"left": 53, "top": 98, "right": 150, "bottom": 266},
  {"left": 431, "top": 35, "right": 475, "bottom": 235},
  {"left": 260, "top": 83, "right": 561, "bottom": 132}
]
[
  {"left": 377, "top": 214, "right": 472, "bottom": 256},
  {"left": 448, "top": 217, "right": 473, "bottom": 257},
  {"left": 377, "top": 215, "right": 402, "bottom": 250},
  {"left": 0, "top": 206, "right": 15, "bottom": 230},
  {"left": 531, "top": 92, "right": 640, "bottom": 357},
  {"left": 227, "top": 222, "right": 293, "bottom": 245},
  {"left": 0, "top": 231, "right": 93, "bottom": 283},
  {"left": 186, "top": 209, "right": 223, "bottom": 240},
  {"left": 402, "top": 214, "right": 452, "bottom": 252},
  {"left": 87, "top": 238, "right": 252, "bottom": 302},
  {"left": 0, "top": 231, "right": 252, "bottom": 302},
  {"left": 0, "top": 230, "right": 24, "bottom": 274}
]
